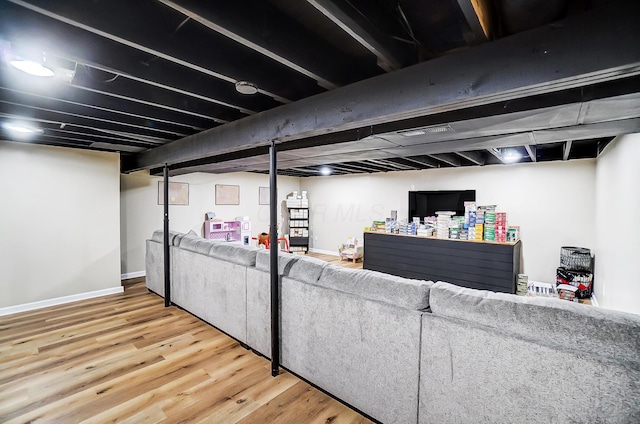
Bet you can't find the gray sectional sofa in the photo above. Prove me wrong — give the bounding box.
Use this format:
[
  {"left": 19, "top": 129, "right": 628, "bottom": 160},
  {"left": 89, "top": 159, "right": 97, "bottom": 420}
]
[{"left": 146, "top": 230, "right": 640, "bottom": 423}]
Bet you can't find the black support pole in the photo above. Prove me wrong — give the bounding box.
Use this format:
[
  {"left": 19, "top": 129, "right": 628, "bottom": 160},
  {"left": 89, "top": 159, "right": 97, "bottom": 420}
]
[
  {"left": 163, "top": 164, "right": 171, "bottom": 307},
  {"left": 269, "top": 140, "right": 280, "bottom": 377}
]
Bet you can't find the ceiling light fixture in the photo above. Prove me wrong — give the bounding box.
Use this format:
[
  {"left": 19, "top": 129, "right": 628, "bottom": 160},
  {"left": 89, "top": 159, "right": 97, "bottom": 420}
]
[
  {"left": 9, "top": 59, "right": 55, "bottom": 77},
  {"left": 2, "top": 122, "right": 43, "bottom": 134},
  {"left": 235, "top": 81, "right": 258, "bottom": 95},
  {"left": 319, "top": 166, "right": 332, "bottom": 176},
  {"left": 2, "top": 122, "right": 44, "bottom": 140},
  {"left": 502, "top": 148, "right": 522, "bottom": 163}
]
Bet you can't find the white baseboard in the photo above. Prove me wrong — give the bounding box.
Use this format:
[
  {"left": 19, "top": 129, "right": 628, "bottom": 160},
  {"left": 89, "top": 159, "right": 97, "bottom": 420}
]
[
  {"left": 0, "top": 286, "right": 124, "bottom": 317},
  {"left": 121, "top": 271, "right": 146, "bottom": 280},
  {"left": 309, "top": 248, "right": 339, "bottom": 256}
]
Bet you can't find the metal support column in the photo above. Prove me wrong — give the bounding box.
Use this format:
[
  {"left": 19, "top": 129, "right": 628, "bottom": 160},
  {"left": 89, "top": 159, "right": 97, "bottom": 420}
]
[
  {"left": 269, "top": 140, "right": 280, "bottom": 377},
  {"left": 163, "top": 164, "right": 171, "bottom": 307}
]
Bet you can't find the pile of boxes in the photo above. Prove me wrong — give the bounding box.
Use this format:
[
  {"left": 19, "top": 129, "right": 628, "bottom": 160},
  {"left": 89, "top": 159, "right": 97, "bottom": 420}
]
[
  {"left": 286, "top": 191, "right": 308, "bottom": 208},
  {"left": 465, "top": 202, "right": 519, "bottom": 243},
  {"left": 367, "top": 204, "right": 521, "bottom": 244},
  {"left": 556, "top": 246, "right": 594, "bottom": 300},
  {"left": 436, "top": 211, "right": 454, "bottom": 239}
]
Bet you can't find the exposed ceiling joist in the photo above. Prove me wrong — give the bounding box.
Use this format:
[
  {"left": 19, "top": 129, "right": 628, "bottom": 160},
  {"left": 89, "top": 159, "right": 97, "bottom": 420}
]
[
  {"left": 331, "top": 162, "right": 376, "bottom": 173},
  {"left": 304, "top": 0, "right": 406, "bottom": 72},
  {"left": 524, "top": 144, "right": 537, "bottom": 162},
  {"left": 597, "top": 139, "right": 613, "bottom": 156},
  {"left": 428, "top": 153, "right": 461, "bottom": 167},
  {"left": 367, "top": 158, "right": 413, "bottom": 171},
  {"left": 323, "top": 164, "right": 366, "bottom": 174},
  {"left": 123, "top": 4, "right": 640, "bottom": 172},
  {"left": 378, "top": 158, "right": 419, "bottom": 170},
  {"left": 386, "top": 157, "right": 429, "bottom": 169},
  {"left": 0, "top": 100, "right": 183, "bottom": 138},
  {"left": 455, "top": 151, "right": 485, "bottom": 165},
  {"left": 563, "top": 140, "right": 573, "bottom": 160},
  {"left": 288, "top": 167, "right": 324, "bottom": 175},
  {"left": 0, "top": 89, "right": 198, "bottom": 135},
  {"left": 157, "top": 0, "right": 373, "bottom": 89},
  {"left": 401, "top": 156, "right": 439, "bottom": 168},
  {"left": 456, "top": 0, "right": 492, "bottom": 43},
  {"left": 7, "top": 0, "right": 306, "bottom": 103},
  {"left": 69, "top": 81, "right": 230, "bottom": 124},
  {"left": 486, "top": 148, "right": 505, "bottom": 163}
]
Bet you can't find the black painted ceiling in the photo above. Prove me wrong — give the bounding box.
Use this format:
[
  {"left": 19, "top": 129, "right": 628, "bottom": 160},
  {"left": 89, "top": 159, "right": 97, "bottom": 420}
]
[{"left": 0, "top": 0, "right": 638, "bottom": 177}]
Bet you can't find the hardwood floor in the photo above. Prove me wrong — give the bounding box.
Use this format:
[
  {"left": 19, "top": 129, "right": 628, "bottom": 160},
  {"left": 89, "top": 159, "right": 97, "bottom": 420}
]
[
  {"left": 305, "top": 252, "right": 363, "bottom": 270},
  {"left": 0, "top": 283, "right": 373, "bottom": 423}
]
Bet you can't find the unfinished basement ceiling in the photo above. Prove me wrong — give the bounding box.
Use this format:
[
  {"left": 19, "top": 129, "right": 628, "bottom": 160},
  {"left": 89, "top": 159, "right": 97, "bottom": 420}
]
[{"left": 0, "top": 0, "right": 638, "bottom": 177}]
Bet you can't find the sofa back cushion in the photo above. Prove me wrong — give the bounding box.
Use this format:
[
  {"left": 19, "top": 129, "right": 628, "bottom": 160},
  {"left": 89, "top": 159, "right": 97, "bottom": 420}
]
[
  {"left": 255, "top": 250, "right": 327, "bottom": 285},
  {"left": 429, "top": 281, "right": 640, "bottom": 361},
  {"left": 317, "top": 265, "right": 433, "bottom": 311},
  {"left": 209, "top": 242, "right": 259, "bottom": 267},
  {"left": 178, "top": 235, "right": 222, "bottom": 255},
  {"left": 151, "top": 229, "right": 184, "bottom": 245}
]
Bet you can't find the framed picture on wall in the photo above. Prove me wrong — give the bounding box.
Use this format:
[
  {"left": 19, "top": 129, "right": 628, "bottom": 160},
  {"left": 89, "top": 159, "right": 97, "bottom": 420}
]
[
  {"left": 259, "top": 186, "right": 270, "bottom": 205},
  {"left": 158, "top": 182, "right": 189, "bottom": 205},
  {"left": 215, "top": 184, "right": 240, "bottom": 205}
]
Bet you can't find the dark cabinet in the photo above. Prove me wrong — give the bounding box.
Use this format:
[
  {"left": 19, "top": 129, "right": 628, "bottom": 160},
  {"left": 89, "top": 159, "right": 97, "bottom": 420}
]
[{"left": 364, "top": 232, "right": 521, "bottom": 294}]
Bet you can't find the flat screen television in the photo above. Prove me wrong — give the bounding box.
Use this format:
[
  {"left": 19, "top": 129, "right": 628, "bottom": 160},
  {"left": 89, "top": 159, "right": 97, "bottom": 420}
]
[{"left": 408, "top": 190, "right": 476, "bottom": 221}]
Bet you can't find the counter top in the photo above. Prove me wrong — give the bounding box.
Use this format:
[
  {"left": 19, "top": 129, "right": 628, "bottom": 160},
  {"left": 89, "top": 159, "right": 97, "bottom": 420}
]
[{"left": 365, "top": 231, "right": 520, "bottom": 246}]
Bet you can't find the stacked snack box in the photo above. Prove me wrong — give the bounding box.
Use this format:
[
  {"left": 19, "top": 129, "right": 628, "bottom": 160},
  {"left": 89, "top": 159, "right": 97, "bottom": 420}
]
[
  {"left": 372, "top": 221, "right": 386, "bottom": 232},
  {"left": 556, "top": 284, "right": 578, "bottom": 302},
  {"left": 507, "top": 226, "right": 520, "bottom": 242},
  {"left": 475, "top": 206, "right": 485, "bottom": 240},
  {"left": 483, "top": 224, "right": 495, "bottom": 241},
  {"left": 464, "top": 202, "right": 477, "bottom": 240},
  {"left": 436, "top": 211, "right": 454, "bottom": 239},
  {"left": 495, "top": 212, "right": 508, "bottom": 242},
  {"left": 482, "top": 207, "right": 495, "bottom": 241},
  {"left": 474, "top": 224, "right": 484, "bottom": 240}
]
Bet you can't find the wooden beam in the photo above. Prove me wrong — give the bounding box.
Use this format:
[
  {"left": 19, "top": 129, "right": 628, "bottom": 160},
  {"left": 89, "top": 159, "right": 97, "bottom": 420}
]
[{"left": 456, "top": 0, "right": 492, "bottom": 43}]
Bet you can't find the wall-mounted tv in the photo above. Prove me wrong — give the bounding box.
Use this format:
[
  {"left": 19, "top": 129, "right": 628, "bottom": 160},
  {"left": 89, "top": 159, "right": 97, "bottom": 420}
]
[{"left": 408, "top": 190, "right": 476, "bottom": 220}]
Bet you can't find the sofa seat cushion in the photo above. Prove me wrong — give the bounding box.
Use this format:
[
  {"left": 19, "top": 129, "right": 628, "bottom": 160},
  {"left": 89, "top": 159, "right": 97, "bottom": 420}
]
[
  {"left": 317, "top": 265, "right": 433, "bottom": 311},
  {"left": 429, "top": 281, "right": 640, "bottom": 361}
]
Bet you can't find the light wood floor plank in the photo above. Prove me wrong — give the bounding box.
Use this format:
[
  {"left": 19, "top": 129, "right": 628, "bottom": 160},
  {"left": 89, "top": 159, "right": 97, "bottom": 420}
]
[{"left": 0, "top": 282, "right": 374, "bottom": 423}]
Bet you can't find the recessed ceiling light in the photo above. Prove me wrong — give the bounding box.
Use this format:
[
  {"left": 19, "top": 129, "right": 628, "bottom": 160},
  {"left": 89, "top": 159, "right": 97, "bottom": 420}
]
[
  {"left": 9, "top": 59, "right": 55, "bottom": 77},
  {"left": 319, "top": 166, "right": 332, "bottom": 176},
  {"left": 235, "top": 81, "right": 258, "bottom": 95},
  {"left": 502, "top": 148, "right": 522, "bottom": 163}
]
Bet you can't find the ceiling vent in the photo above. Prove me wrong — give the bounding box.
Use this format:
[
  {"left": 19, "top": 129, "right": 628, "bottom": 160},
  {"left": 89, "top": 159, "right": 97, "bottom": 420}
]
[{"left": 398, "top": 124, "right": 454, "bottom": 137}]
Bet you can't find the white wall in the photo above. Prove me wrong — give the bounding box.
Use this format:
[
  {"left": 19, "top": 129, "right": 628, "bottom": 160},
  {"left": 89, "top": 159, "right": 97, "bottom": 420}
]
[
  {"left": 301, "top": 159, "right": 597, "bottom": 283},
  {"left": 595, "top": 134, "right": 640, "bottom": 315},
  {"left": 120, "top": 171, "right": 300, "bottom": 274},
  {"left": 0, "top": 141, "right": 121, "bottom": 308}
]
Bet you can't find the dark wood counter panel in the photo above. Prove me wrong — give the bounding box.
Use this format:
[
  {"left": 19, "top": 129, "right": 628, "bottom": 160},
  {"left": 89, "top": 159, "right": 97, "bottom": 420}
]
[{"left": 363, "top": 232, "right": 521, "bottom": 294}]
